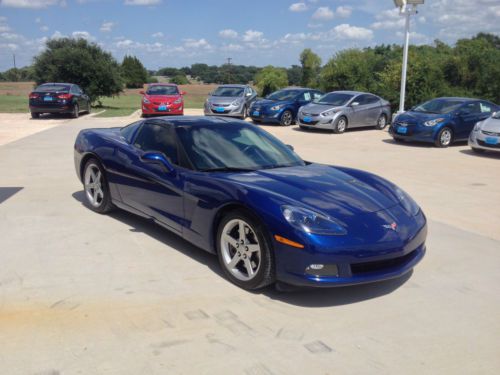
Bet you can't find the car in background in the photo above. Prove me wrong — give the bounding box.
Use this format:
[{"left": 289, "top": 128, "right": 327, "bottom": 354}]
[
  {"left": 390, "top": 97, "right": 498, "bottom": 147},
  {"left": 74, "top": 116, "right": 427, "bottom": 291},
  {"left": 469, "top": 111, "right": 500, "bottom": 154},
  {"left": 29, "top": 83, "right": 90, "bottom": 119},
  {"left": 204, "top": 84, "right": 257, "bottom": 119},
  {"left": 249, "top": 87, "right": 323, "bottom": 126},
  {"left": 141, "top": 83, "right": 185, "bottom": 117},
  {"left": 298, "top": 91, "right": 391, "bottom": 133}
]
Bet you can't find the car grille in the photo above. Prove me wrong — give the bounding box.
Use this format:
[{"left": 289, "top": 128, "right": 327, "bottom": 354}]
[
  {"left": 301, "top": 112, "right": 320, "bottom": 117},
  {"left": 301, "top": 120, "right": 319, "bottom": 125},
  {"left": 212, "top": 103, "right": 230, "bottom": 107},
  {"left": 350, "top": 250, "right": 418, "bottom": 275},
  {"left": 477, "top": 140, "right": 500, "bottom": 149},
  {"left": 482, "top": 130, "right": 500, "bottom": 136}
]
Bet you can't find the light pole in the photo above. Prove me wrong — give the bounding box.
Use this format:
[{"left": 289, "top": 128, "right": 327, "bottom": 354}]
[{"left": 394, "top": 0, "right": 424, "bottom": 114}]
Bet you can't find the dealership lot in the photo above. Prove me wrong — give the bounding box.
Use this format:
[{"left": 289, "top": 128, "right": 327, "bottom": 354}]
[{"left": 0, "top": 113, "right": 499, "bottom": 374}]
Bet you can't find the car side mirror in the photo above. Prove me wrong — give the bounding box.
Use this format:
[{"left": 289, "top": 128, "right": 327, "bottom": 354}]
[
  {"left": 286, "top": 144, "right": 294, "bottom": 151},
  {"left": 492, "top": 111, "right": 498, "bottom": 117},
  {"left": 140, "top": 151, "right": 175, "bottom": 173},
  {"left": 139, "top": 90, "right": 145, "bottom": 95},
  {"left": 351, "top": 102, "right": 360, "bottom": 107},
  {"left": 246, "top": 92, "right": 252, "bottom": 97}
]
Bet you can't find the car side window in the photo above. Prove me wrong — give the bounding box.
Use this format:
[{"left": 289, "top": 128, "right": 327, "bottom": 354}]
[
  {"left": 365, "top": 95, "right": 379, "bottom": 104},
  {"left": 479, "top": 102, "right": 493, "bottom": 114},
  {"left": 462, "top": 102, "right": 481, "bottom": 114},
  {"left": 120, "top": 121, "right": 142, "bottom": 143},
  {"left": 301, "top": 92, "right": 312, "bottom": 101},
  {"left": 353, "top": 95, "right": 365, "bottom": 105},
  {"left": 134, "top": 122, "right": 178, "bottom": 164}
]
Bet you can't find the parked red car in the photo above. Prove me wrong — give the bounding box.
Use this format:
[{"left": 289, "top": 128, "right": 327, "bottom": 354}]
[{"left": 141, "top": 83, "right": 186, "bottom": 117}]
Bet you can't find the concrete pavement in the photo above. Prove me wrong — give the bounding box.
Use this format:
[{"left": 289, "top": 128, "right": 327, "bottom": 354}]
[{"left": 0, "top": 113, "right": 499, "bottom": 374}]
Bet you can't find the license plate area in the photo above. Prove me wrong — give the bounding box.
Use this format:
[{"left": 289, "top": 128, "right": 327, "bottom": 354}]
[
  {"left": 485, "top": 137, "right": 499, "bottom": 145},
  {"left": 397, "top": 126, "right": 408, "bottom": 134}
]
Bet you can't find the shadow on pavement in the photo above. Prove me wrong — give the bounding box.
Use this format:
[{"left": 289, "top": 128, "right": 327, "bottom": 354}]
[
  {"left": 73, "top": 190, "right": 412, "bottom": 307},
  {"left": 459, "top": 149, "right": 500, "bottom": 159}
]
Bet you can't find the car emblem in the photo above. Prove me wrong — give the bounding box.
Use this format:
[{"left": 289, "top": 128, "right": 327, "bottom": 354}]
[
  {"left": 382, "top": 222, "right": 398, "bottom": 231},
  {"left": 398, "top": 122, "right": 408, "bottom": 127}
]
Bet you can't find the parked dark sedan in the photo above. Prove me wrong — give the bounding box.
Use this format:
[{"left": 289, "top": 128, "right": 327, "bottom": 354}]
[
  {"left": 29, "top": 83, "right": 91, "bottom": 119},
  {"left": 74, "top": 116, "right": 426, "bottom": 291},
  {"left": 249, "top": 88, "right": 323, "bottom": 126},
  {"left": 390, "top": 97, "right": 498, "bottom": 147}
]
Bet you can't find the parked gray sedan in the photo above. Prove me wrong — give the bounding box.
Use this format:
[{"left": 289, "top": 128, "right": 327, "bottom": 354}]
[
  {"left": 204, "top": 84, "right": 257, "bottom": 119},
  {"left": 469, "top": 111, "right": 500, "bottom": 154},
  {"left": 298, "top": 91, "right": 391, "bottom": 133}
]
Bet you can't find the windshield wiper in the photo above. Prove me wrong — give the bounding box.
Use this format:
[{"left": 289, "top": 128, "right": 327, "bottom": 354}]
[{"left": 200, "top": 167, "right": 256, "bottom": 173}]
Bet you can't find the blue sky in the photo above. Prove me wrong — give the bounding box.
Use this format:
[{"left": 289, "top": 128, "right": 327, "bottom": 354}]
[{"left": 0, "top": 0, "right": 499, "bottom": 71}]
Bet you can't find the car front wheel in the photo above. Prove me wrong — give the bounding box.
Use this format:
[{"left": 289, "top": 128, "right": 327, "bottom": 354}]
[
  {"left": 217, "top": 211, "right": 274, "bottom": 290},
  {"left": 83, "top": 159, "right": 114, "bottom": 214},
  {"left": 435, "top": 127, "right": 453, "bottom": 148},
  {"left": 280, "top": 110, "right": 293, "bottom": 126},
  {"left": 334, "top": 116, "right": 348, "bottom": 134},
  {"left": 375, "top": 114, "right": 388, "bottom": 130}
]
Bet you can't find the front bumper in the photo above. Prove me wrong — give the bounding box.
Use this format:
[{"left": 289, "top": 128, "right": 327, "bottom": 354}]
[
  {"left": 204, "top": 102, "right": 244, "bottom": 117},
  {"left": 142, "top": 103, "right": 183, "bottom": 115},
  {"left": 297, "top": 112, "right": 338, "bottom": 130},
  {"left": 469, "top": 130, "right": 500, "bottom": 152},
  {"left": 249, "top": 107, "right": 284, "bottom": 123},
  {"left": 389, "top": 123, "right": 438, "bottom": 143}
]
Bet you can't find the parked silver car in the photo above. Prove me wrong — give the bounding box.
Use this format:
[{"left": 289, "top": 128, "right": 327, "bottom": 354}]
[
  {"left": 204, "top": 84, "right": 257, "bottom": 119},
  {"left": 298, "top": 91, "right": 392, "bottom": 133},
  {"left": 469, "top": 111, "right": 500, "bottom": 154}
]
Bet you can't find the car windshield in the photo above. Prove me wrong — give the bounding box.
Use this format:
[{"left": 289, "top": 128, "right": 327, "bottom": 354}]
[
  {"left": 314, "top": 93, "right": 354, "bottom": 106},
  {"left": 266, "top": 90, "right": 301, "bottom": 101},
  {"left": 176, "top": 123, "right": 305, "bottom": 171},
  {"left": 413, "top": 99, "right": 465, "bottom": 114},
  {"left": 146, "top": 86, "right": 179, "bottom": 95},
  {"left": 212, "top": 87, "right": 244, "bottom": 97},
  {"left": 36, "top": 84, "right": 70, "bottom": 92}
]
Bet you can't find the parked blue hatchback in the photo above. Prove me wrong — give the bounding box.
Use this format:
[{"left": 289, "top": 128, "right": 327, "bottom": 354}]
[
  {"left": 390, "top": 97, "right": 498, "bottom": 147},
  {"left": 249, "top": 88, "right": 323, "bottom": 126},
  {"left": 74, "top": 116, "right": 427, "bottom": 291}
]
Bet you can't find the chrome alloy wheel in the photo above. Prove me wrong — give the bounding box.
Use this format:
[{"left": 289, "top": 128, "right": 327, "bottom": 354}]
[
  {"left": 220, "top": 219, "right": 262, "bottom": 281},
  {"left": 337, "top": 118, "right": 347, "bottom": 132},
  {"left": 281, "top": 111, "right": 293, "bottom": 126},
  {"left": 84, "top": 163, "right": 104, "bottom": 208},
  {"left": 377, "top": 115, "right": 386, "bottom": 128},
  {"left": 440, "top": 129, "right": 452, "bottom": 146}
]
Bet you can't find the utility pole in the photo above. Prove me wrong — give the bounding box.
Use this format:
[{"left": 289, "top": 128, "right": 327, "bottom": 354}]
[
  {"left": 225, "top": 57, "right": 232, "bottom": 83},
  {"left": 13, "top": 53, "right": 16, "bottom": 69}
]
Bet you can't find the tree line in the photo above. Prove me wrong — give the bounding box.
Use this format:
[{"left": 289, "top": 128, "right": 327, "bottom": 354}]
[{"left": 1, "top": 33, "right": 498, "bottom": 109}]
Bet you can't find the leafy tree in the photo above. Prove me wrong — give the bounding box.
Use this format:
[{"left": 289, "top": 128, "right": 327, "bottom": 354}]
[
  {"left": 254, "top": 66, "right": 288, "bottom": 96},
  {"left": 300, "top": 48, "right": 321, "bottom": 88},
  {"left": 121, "top": 55, "right": 148, "bottom": 89},
  {"left": 33, "top": 38, "right": 123, "bottom": 104},
  {"left": 0, "top": 66, "right": 35, "bottom": 82},
  {"left": 170, "top": 74, "right": 189, "bottom": 85},
  {"left": 287, "top": 65, "right": 302, "bottom": 86}
]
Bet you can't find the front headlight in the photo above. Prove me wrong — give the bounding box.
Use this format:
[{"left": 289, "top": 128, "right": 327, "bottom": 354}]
[
  {"left": 270, "top": 104, "right": 282, "bottom": 111},
  {"left": 174, "top": 98, "right": 182, "bottom": 104},
  {"left": 473, "top": 122, "right": 482, "bottom": 132},
  {"left": 424, "top": 118, "right": 445, "bottom": 127},
  {"left": 394, "top": 186, "right": 420, "bottom": 216},
  {"left": 143, "top": 98, "right": 150, "bottom": 104},
  {"left": 321, "top": 109, "right": 338, "bottom": 117},
  {"left": 282, "top": 206, "right": 347, "bottom": 235},
  {"left": 231, "top": 100, "right": 242, "bottom": 106}
]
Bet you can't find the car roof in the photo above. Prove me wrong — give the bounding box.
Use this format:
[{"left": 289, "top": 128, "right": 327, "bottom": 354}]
[
  {"left": 145, "top": 116, "right": 245, "bottom": 128},
  {"left": 38, "top": 82, "right": 73, "bottom": 86},
  {"left": 217, "top": 84, "right": 247, "bottom": 88},
  {"left": 433, "top": 97, "right": 479, "bottom": 102},
  {"left": 148, "top": 83, "right": 178, "bottom": 87},
  {"left": 280, "top": 87, "right": 316, "bottom": 91},
  {"left": 329, "top": 90, "right": 371, "bottom": 96}
]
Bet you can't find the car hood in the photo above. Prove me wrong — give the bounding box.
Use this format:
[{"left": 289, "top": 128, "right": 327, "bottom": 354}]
[
  {"left": 252, "top": 99, "right": 290, "bottom": 108},
  {"left": 480, "top": 117, "right": 500, "bottom": 132},
  {"left": 301, "top": 103, "right": 344, "bottom": 115},
  {"left": 207, "top": 96, "right": 241, "bottom": 105},
  {"left": 396, "top": 111, "right": 451, "bottom": 124},
  {"left": 215, "top": 164, "right": 400, "bottom": 218}
]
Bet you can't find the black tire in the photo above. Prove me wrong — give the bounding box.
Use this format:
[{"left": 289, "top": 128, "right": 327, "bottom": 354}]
[
  {"left": 216, "top": 210, "right": 275, "bottom": 290},
  {"left": 333, "top": 116, "right": 348, "bottom": 134},
  {"left": 240, "top": 106, "right": 248, "bottom": 120},
  {"left": 435, "top": 127, "right": 453, "bottom": 148},
  {"left": 280, "top": 110, "right": 293, "bottom": 126},
  {"left": 31, "top": 112, "right": 40, "bottom": 119},
  {"left": 375, "top": 114, "right": 388, "bottom": 130},
  {"left": 72, "top": 104, "right": 79, "bottom": 119},
  {"left": 82, "top": 158, "right": 114, "bottom": 214},
  {"left": 471, "top": 147, "right": 485, "bottom": 154},
  {"left": 252, "top": 119, "right": 261, "bottom": 124},
  {"left": 141, "top": 113, "right": 148, "bottom": 118}
]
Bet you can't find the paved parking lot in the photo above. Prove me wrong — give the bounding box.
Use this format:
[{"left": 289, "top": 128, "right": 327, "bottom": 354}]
[{"left": 0, "top": 112, "right": 499, "bottom": 374}]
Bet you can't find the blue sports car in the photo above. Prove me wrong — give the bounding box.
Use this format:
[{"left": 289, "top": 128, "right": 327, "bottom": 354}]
[
  {"left": 249, "top": 87, "right": 323, "bottom": 126},
  {"left": 390, "top": 97, "right": 498, "bottom": 147},
  {"left": 74, "top": 116, "right": 427, "bottom": 290}
]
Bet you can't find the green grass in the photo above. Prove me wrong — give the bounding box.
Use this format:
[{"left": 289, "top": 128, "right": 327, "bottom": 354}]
[{"left": 0, "top": 95, "right": 29, "bottom": 113}]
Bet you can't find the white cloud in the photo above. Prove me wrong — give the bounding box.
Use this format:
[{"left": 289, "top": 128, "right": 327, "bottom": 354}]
[
  {"left": 289, "top": 3, "right": 308, "bottom": 12},
  {"left": 242, "top": 30, "right": 264, "bottom": 42},
  {"left": 219, "top": 29, "right": 238, "bottom": 39},
  {"left": 333, "top": 24, "right": 373, "bottom": 40},
  {"left": 312, "top": 7, "right": 334, "bottom": 20},
  {"left": 100, "top": 22, "right": 115, "bottom": 33},
  {"left": 0, "top": 0, "right": 64, "bottom": 8},
  {"left": 220, "top": 43, "right": 243, "bottom": 52},
  {"left": 124, "top": 0, "right": 161, "bottom": 5},
  {"left": 151, "top": 32, "right": 164, "bottom": 38},
  {"left": 72, "top": 31, "right": 94, "bottom": 41},
  {"left": 51, "top": 31, "right": 65, "bottom": 39},
  {"left": 336, "top": 6, "right": 352, "bottom": 18},
  {"left": 183, "top": 38, "right": 212, "bottom": 50}
]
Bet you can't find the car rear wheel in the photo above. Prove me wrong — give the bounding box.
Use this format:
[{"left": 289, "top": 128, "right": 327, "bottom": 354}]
[
  {"left": 375, "top": 114, "right": 388, "bottom": 130},
  {"left": 31, "top": 112, "right": 40, "bottom": 119},
  {"left": 280, "top": 110, "right": 293, "bottom": 126},
  {"left": 217, "top": 211, "right": 274, "bottom": 290},
  {"left": 72, "top": 104, "right": 79, "bottom": 119},
  {"left": 83, "top": 159, "right": 114, "bottom": 214},
  {"left": 333, "top": 116, "right": 348, "bottom": 134},
  {"left": 435, "top": 127, "right": 453, "bottom": 148}
]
